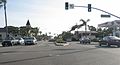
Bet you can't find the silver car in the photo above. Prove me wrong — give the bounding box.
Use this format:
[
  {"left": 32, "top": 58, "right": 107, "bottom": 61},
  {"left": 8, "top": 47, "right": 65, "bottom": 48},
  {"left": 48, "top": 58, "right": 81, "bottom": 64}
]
[
  {"left": 23, "top": 37, "right": 37, "bottom": 45},
  {"left": 15, "top": 37, "right": 24, "bottom": 45}
]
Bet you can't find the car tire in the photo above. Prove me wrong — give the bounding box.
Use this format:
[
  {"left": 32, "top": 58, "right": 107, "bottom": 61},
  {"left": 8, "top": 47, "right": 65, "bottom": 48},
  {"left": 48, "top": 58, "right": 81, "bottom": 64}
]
[
  {"left": 2, "top": 43, "right": 6, "bottom": 47},
  {"left": 107, "top": 43, "right": 110, "bottom": 47},
  {"left": 88, "top": 42, "right": 91, "bottom": 44},
  {"left": 24, "top": 43, "right": 27, "bottom": 45},
  {"left": 117, "top": 45, "right": 120, "bottom": 48},
  {"left": 99, "top": 43, "right": 101, "bottom": 46}
]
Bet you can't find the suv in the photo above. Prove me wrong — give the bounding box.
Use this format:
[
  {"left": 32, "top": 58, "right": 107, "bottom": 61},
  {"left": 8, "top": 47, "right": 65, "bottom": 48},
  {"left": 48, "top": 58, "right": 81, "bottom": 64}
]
[
  {"left": 99, "top": 36, "right": 120, "bottom": 47},
  {"left": 80, "top": 37, "right": 91, "bottom": 44},
  {"left": 23, "top": 37, "right": 37, "bottom": 45},
  {"left": 1, "top": 37, "right": 18, "bottom": 47},
  {"left": 15, "top": 37, "right": 24, "bottom": 45}
]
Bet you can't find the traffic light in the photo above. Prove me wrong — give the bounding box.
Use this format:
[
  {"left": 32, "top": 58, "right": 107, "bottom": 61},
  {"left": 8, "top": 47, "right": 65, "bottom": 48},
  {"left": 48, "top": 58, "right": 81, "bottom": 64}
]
[
  {"left": 88, "top": 4, "right": 91, "bottom": 12},
  {"left": 65, "top": 2, "right": 69, "bottom": 10}
]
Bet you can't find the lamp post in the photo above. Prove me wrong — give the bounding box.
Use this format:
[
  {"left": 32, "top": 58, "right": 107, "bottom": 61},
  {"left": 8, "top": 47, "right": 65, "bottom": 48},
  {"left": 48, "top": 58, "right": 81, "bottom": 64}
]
[
  {"left": 3, "top": 1, "right": 8, "bottom": 38},
  {"left": 0, "top": 0, "right": 8, "bottom": 38}
]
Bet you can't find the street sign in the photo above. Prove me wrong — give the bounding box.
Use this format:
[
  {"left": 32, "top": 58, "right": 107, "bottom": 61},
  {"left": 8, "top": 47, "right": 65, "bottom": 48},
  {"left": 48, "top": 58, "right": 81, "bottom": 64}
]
[
  {"left": 101, "top": 14, "right": 111, "bottom": 18},
  {"left": 70, "top": 4, "right": 74, "bottom": 9}
]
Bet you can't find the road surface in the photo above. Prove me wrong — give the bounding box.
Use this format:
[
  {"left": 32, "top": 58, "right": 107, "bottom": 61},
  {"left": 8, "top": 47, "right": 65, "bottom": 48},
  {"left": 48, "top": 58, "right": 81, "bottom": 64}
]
[{"left": 0, "top": 41, "right": 120, "bottom": 65}]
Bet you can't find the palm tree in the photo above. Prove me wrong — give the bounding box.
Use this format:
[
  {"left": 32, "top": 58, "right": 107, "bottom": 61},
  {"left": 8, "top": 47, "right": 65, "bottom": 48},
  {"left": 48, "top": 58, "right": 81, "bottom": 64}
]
[
  {"left": 0, "top": 0, "right": 8, "bottom": 38},
  {"left": 0, "top": 2, "right": 3, "bottom": 8}
]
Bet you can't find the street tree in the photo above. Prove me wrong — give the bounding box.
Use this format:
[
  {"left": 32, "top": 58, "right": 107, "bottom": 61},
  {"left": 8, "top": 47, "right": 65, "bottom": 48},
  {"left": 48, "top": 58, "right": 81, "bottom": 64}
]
[
  {"left": 61, "top": 31, "right": 73, "bottom": 41},
  {"left": 88, "top": 25, "right": 96, "bottom": 31},
  {"left": 30, "top": 27, "right": 39, "bottom": 37},
  {"left": 4, "top": 26, "right": 19, "bottom": 36}
]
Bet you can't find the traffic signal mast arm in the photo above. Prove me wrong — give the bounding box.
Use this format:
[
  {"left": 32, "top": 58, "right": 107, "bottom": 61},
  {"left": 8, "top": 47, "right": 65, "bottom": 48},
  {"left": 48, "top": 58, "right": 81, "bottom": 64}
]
[{"left": 74, "top": 5, "right": 120, "bottom": 19}]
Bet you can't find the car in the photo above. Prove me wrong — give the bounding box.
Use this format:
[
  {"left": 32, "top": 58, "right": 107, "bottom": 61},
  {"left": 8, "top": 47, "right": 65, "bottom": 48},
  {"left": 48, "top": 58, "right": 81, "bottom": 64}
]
[
  {"left": 1, "top": 37, "right": 18, "bottom": 47},
  {"left": 80, "top": 37, "right": 91, "bottom": 44},
  {"left": 23, "top": 37, "right": 37, "bottom": 45},
  {"left": 99, "top": 36, "right": 120, "bottom": 47},
  {"left": 15, "top": 37, "right": 24, "bottom": 45},
  {"left": 48, "top": 39, "right": 56, "bottom": 42}
]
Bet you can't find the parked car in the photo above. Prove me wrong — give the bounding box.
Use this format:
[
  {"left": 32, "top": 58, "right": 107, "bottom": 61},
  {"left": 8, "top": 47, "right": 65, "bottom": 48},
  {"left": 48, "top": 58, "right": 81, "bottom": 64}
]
[
  {"left": 48, "top": 39, "right": 56, "bottom": 42},
  {"left": 99, "top": 36, "right": 120, "bottom": 47},
  {"left": 1, "top": 37, "right": 18, "bottom": 47},
  {"left": 23, "top": 37, "right": 37, "bottom": 45},
  {"left": 80, "top": 37, "right": 91, "bottom": 44},
  {"left": 15, "top": 37, "right": 24, "bottom": 45}
]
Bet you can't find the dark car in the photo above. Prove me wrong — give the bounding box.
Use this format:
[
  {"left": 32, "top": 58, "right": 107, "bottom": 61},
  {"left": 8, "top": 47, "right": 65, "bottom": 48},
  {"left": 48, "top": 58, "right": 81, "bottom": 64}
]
[
  {"left": 99, "top": 36, "right": 120, "bottom": 47},
  {"left": 1, "top": 37, "right": 18, "bottom": 47},
  {"left": 80, "top": 37, "right": 91, "bottom": 44}
]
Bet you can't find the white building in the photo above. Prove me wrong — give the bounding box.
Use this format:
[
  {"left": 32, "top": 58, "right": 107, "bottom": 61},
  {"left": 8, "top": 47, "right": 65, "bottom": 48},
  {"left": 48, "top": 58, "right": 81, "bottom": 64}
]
[{"left": 98, "top": 20, "right": 120, "bottom": 37}]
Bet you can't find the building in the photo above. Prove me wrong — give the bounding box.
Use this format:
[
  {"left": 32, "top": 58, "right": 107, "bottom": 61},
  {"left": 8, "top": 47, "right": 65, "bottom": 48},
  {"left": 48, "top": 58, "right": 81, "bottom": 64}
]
[
  {"left": 98, "top": 20, "right": 120, "bottom": 37},
  {"left": 73, "top": 31, "right": 97, "bottom": 40},
  {"left": 0, "top": 28, "right": 6, "bottom": 41}
]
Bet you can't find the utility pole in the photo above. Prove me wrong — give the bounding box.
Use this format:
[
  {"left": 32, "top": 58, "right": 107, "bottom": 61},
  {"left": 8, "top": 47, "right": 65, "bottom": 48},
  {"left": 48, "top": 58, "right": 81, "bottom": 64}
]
[{"left": 3, "top": 1, "right": 8, "bottom": 38}]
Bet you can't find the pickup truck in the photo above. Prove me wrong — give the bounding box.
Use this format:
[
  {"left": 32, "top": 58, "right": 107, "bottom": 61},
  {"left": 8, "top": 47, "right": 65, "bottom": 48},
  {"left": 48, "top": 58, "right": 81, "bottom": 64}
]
[{"left": 1, "top": 37, "right": 18, "bottom": 47}]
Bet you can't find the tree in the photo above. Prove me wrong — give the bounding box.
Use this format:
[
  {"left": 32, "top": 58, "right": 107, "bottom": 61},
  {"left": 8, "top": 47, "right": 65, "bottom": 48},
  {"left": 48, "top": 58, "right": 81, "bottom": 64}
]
[
  {"left": 70, "top": 25, "right": 78, "bottom": 31},
  {"left": 0, "top": 0, "right": 8, "bottom": 37},
  {"left": 0, "top": 0, "right": 6, "bottom": 8},
  {"left": 30, "top": 27, "right": 39, "bottom": 37},
  {"left": 20, "top": 26, "right": 39, "bottom": 37},
  {"left": 4, "top": 26, "right": 19, "bottom": 36},
  {"left": 96, "top": 28, "right": 113, "bottom": 38},
  {"left": 0, "top": 3, "right": 2, "bottom": 8},
  {"left": 61, "top": 31, "right": 73, "bottom": 41},
  {"left": 39, "top": 31, "right": 42, "bottom": 35},
  {"left": 88, "top": 25, "right": 96, "bottom": 31},
  {"left": 19, "top": 26, "right": 28, "bottom": 36}
]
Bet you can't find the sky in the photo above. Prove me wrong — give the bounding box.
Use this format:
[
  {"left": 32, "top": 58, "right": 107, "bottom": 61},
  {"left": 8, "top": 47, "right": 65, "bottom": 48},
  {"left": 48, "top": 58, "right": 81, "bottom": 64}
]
[{"left": 0, "top": 0, "right": 120, "bottom": 35}]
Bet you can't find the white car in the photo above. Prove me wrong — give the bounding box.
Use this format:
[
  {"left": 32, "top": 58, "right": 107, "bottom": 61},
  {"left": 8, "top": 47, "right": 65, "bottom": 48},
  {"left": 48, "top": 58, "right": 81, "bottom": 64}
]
[
  {"left": 15, "top": 37, "right": 24, "bottom": 45},
  {"left": 23, "top": 37, "right": 37, "bottom": 45}
]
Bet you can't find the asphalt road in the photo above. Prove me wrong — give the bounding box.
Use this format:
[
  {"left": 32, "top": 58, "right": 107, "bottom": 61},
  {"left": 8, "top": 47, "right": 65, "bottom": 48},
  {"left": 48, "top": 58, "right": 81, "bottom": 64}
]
[{"left": 0, "top": 41, "right": 120, "bottom": 65}]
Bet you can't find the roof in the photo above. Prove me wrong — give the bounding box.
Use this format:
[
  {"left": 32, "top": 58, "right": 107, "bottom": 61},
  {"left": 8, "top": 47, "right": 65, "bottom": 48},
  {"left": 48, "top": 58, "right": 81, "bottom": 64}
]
[
  {"left": 0, "top": 28, "right": 6, "bottom": 32},
  {"left": 26, "top": 20, "right": 31, "bottom": 26}
]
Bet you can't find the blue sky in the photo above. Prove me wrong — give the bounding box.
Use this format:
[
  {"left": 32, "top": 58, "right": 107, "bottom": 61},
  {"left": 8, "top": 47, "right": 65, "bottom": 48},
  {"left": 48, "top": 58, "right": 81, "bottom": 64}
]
[{"left": 0, "top": 0, "right": 120, "bottom": 35}]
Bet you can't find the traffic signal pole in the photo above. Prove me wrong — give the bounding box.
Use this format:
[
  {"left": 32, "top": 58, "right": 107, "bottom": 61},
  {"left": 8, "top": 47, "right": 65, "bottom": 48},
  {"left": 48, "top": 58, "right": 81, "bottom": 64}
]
[
  {"left": 3, "top": 2, "right": 8, "bottom": 38},
  {"left": 74, "top": 5, "right": 120, "bottom": 19},
  {"left": 65, "top": 2, "right": 120, "bottom": 36}
]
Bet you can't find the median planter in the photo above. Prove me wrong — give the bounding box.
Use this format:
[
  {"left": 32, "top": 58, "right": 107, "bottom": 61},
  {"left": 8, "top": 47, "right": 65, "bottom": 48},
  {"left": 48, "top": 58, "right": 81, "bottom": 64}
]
[
  {"left": 54, "top": 42, "right": 69, "bottom": 46},
  {"left": 55, "top": 36, "right": 69, "bottom": 46}
]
